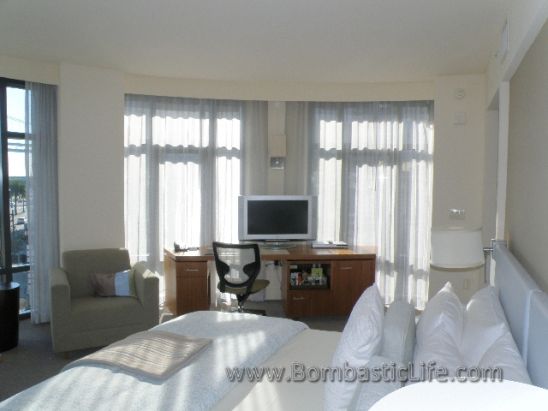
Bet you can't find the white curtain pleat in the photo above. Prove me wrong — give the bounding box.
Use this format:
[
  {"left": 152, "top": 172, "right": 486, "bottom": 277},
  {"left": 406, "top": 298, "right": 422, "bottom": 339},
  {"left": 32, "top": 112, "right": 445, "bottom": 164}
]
[
  {"left": 284, "top": 102, "right": 309, "bottom": 195},
  {"left": 287, "top": 101, "right": 434, "bottom": 309},
  {"left": 124, "top": 95, "right": 267, "bottom": 272},
  {"left": 25, "top": 82, "right": 59, "bottom": 324}
]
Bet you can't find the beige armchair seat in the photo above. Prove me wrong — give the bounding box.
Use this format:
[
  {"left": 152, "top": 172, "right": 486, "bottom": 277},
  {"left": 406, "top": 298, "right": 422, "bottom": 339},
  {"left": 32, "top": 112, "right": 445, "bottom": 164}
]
[{"left": 50, "top": 248, "right": 159, "bottom": 353}]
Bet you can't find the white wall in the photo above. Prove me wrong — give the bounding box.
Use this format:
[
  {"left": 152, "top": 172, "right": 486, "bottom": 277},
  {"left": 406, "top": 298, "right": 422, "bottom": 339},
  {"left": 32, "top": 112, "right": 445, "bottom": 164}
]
[
  {"left": 432, "top": 75, "right": 487, "bottom": 232},
  {"left": 58, "top": 63, "right": 125, "bottom": 252}
]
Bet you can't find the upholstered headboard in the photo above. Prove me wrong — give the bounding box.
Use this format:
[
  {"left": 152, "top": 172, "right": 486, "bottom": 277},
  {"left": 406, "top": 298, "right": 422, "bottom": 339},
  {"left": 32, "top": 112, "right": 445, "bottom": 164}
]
[
  {"left": 492, "top": 242, "right": 539, "bottom": 360},
  {"left": 492, "top": 241, "right": 548, "bottom": 388},
  {"left": 527, "top": 291, "right": 548, "bottom": 388}
]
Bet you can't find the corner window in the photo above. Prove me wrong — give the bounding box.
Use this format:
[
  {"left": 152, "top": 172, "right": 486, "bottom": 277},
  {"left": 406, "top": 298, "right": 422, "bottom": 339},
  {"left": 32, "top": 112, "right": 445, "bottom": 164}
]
[{"left": 1, "top": 79, "right": 30, "bottom": 314}]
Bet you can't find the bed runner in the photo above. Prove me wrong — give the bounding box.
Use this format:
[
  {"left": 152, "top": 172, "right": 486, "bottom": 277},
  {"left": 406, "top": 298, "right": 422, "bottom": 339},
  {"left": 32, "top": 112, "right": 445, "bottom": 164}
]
[{"left": 64, "top": 330, "right": 212, "bottom": 379}]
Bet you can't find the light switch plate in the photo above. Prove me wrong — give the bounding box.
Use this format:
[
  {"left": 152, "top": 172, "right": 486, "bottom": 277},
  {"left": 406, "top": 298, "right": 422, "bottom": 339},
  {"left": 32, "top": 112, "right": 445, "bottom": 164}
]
[{"left": 453, "top": 112, "right": 467, "bottom": 125}]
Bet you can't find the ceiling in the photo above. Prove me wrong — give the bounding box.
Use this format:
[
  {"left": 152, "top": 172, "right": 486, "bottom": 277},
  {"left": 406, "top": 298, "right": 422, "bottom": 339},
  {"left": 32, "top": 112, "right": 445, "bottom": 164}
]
[{"left": 0, "top": 0, "right": 509, "bottom": 83}]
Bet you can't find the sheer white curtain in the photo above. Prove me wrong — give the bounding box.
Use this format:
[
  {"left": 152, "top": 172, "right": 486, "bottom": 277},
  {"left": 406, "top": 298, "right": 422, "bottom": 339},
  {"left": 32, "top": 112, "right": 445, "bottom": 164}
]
[
  {"left": 25, "top": 82, "right": 59, "bottom": 324},
  {"left": 286, "top": 101, "right": 434, "bottom": 309},
  {"left": 124, "top": 95, "right": 267, "bottom": 272}
]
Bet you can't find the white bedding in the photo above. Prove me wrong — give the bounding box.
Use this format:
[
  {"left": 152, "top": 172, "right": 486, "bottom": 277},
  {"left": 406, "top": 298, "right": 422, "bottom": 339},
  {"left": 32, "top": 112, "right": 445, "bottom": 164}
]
[
  {"left": 213, "top": 329, "right": 341, "bottom": 411},
  {"left": 0, "top": 311, "right": 307, "bottom": 411}
]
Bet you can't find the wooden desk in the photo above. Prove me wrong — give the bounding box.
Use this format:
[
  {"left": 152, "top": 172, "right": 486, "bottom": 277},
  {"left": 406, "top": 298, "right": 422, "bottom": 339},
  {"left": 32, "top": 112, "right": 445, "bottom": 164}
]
[{"left": 164, "top": 245, "right": 376, "bottom": 317}]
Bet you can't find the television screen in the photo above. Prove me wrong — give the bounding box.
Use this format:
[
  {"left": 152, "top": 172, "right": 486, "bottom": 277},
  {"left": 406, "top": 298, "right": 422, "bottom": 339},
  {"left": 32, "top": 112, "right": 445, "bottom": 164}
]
[
  {"left": 239, "top": 195, "right": 315, "bottom": 241},
  {"left": 248, "top": 200, "right": 308, "bottom": 235}
]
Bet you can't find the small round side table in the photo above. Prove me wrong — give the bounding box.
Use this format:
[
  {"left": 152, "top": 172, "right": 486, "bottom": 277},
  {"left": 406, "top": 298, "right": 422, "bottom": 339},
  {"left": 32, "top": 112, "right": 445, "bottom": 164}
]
[{"left": 0, "top": 282, "right": 20, "bottom": 352}]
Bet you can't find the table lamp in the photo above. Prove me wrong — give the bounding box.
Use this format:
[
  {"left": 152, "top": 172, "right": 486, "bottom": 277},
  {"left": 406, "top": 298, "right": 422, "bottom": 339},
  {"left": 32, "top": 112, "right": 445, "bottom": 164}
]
[
  {"left": 431, "top": 228, "right": 485, "bottom": 270},
  {"left": 429, "top": 228, "right": 485, "bottom": 302}
]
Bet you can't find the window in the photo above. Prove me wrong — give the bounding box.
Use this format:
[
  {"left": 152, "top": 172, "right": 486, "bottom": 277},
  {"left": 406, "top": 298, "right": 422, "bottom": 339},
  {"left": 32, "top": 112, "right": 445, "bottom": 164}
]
[
  {"left": 0, "top": 78, "right": 30, "bottom": 314},
  {"left": 306, "top": 101, "right": 434, "bottom": 308},
  {"left": 124, "top": 96, "right": 257, "bottom": 272}
]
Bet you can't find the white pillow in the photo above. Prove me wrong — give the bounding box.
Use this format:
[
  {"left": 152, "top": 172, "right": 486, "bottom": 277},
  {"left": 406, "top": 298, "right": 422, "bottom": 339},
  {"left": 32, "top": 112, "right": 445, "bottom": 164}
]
[
  {"left": 413, "top": 283, "right": 465, "bottom": 381},
  {"left": 461, "top": 286, "right": 507, "bottom": 364},
  {"left": 381, "top": 300, "right": 416, "bottom": 364},
  {"left": 416, "top": 282, "right": 464, "bottom": 344},
  {"left": 324, "top": 284, "right": 384, "bottom": 411},
  {"left": 479, "top": 331, "right": 531, "bottom": 384},
  {"left": 413, "top": 323, "right": 465, "bottom": 380},
  {"left": 351, "top": 355, "right": 403, "bottom": 411}
]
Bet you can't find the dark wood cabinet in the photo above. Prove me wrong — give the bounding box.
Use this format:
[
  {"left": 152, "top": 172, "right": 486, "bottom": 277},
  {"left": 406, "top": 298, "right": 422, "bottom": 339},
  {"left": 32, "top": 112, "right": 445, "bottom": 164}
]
[{"left": 282, "top": 254, "right": 376, "bottom": 318}]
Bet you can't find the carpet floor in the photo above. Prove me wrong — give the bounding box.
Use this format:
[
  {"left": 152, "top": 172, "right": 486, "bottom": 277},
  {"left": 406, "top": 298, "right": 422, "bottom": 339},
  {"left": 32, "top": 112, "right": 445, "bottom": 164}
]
[{"left": 0, "top": 301, "right": 347, "bottom": 401}]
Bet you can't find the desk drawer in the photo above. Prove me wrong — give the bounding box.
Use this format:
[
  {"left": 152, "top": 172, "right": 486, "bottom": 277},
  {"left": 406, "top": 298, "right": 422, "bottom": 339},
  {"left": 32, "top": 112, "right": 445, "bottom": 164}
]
[
  {"left": 334, "top": 260, "right": 363, "bottom": 273},
  {"left": 177, "top": 274, "right": 210, "bottom": 314},
  {"left": 286, "top": 289, "right": 331, "bottom": 317},
  {"left": 177, "top": 262, "right": 207, "bottom": 277}
]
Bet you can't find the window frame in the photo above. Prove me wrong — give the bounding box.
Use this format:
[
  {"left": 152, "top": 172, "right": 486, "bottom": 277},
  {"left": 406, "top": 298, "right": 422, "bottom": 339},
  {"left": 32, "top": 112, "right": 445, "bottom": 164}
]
[{"left": 0, "top": 78, "right": 30, "bottom": 283}]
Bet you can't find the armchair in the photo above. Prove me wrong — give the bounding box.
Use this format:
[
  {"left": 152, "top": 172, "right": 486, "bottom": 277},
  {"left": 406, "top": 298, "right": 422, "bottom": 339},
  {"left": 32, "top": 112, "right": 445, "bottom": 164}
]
[{"left": 50, "top": 248, "right": 159, "bottom": 353}]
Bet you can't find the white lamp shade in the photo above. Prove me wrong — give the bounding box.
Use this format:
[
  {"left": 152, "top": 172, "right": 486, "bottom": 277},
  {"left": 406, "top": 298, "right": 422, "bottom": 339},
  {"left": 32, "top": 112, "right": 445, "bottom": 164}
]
[{"left": 431, "top": 228, "right": 485, "bottom": 269}]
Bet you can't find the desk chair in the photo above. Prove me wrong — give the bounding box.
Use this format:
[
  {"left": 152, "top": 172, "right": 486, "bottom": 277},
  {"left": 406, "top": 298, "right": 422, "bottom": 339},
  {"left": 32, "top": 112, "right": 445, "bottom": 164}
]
[{"left": 212, "top": 242, "right": 269, "bottom": 314}]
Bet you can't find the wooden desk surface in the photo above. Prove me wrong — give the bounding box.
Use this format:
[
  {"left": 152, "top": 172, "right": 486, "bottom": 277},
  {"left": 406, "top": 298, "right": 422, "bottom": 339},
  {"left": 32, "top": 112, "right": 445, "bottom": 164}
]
[{"left": 164, "top": 243, "right": 376, "bottom": 262}]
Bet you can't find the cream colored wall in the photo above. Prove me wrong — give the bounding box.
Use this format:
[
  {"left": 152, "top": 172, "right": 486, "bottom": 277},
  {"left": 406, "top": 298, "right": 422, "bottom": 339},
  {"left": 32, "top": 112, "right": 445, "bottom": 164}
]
[
  {"left": 125, "top": 73, "right": 434, "bottom": 102},
  {"left": 0, "top": 56, "right": 491, "bottom": 275},
  {"left": 486, "top": 0, "right": 548, "bottom": 105},
  {"left": 267, "top": 101, "right": 286, "bottom": 195},
  {"left": 0, "top": 55, "right": 59, "bottom": 85},
  {"left": 57, "top": 63, "right": 125, "bottom": 253},
  {"left": 506, "top": 20, "right": 548, "bottom": 292},
  {"left": 432, "top": 75, "right": 487, "bottom": 233}
]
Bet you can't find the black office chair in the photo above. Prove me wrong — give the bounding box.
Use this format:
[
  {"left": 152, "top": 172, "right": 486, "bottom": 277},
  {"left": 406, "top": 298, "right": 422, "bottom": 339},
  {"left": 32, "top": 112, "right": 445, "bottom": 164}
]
[{"left": 212, "top": 242, "right": 269, "bottom": 314}]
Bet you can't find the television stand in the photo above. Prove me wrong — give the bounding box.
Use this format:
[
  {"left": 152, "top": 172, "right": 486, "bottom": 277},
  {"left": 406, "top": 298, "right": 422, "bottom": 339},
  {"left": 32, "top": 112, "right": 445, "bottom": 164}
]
[{"left": 260, "top": 241, "right": 298, "bottom": 250}]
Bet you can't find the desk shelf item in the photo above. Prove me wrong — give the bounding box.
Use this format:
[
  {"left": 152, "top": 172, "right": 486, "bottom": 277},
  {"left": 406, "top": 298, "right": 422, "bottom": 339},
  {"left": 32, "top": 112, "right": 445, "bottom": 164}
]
[
  {"left": 289, "top": 263, "right": 330, "bottom": 290},
  {"left": 283, "top": 256, "right": 376, "bottom": 318}
]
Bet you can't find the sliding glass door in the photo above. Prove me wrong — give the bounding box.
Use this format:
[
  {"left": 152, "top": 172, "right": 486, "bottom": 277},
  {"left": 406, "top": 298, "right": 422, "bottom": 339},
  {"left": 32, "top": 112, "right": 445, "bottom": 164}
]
[{"left": 0, "top": 78, "right": 30, "bottom": 314}]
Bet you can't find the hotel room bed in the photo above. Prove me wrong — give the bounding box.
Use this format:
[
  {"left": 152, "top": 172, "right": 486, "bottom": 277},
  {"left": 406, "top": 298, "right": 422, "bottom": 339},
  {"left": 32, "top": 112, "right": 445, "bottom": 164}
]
[
  {"left": 0, "top": 312, "right": 299, "bottom": 410},
  {"left": 2, "top": 241, "right": 548, "bottom": 411}
]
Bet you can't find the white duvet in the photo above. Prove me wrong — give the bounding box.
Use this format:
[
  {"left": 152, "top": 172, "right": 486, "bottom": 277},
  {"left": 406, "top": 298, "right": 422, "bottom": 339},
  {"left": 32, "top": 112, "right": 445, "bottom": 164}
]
[{"left": 0, "top": 311, "right": 307, "bottom": 411}]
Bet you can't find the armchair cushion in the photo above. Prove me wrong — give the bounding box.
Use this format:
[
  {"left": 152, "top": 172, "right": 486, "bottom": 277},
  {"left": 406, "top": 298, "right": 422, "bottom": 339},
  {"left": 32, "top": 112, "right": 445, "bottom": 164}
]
[
  {"left": 90, "top": 269, "right": 136, "bottom": 297},
  {"left": 63, "top": 249, "right": 131, "bottom": 298}
]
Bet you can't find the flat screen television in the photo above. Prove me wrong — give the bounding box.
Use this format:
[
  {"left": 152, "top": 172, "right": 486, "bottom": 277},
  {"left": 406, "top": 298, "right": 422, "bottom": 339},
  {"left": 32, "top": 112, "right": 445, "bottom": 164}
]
[{"left": 238, "top": 195, "right": 316, "bottom": 242}]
